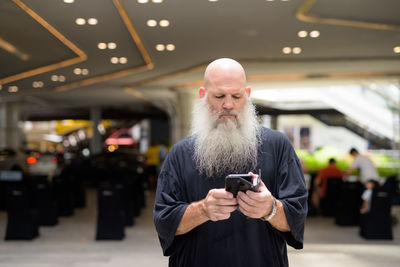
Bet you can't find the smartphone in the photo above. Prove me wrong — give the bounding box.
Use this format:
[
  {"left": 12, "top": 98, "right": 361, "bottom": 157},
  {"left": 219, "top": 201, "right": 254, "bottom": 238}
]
[{"left": 225, "top": 173, "right": 260, "bottom": 197}]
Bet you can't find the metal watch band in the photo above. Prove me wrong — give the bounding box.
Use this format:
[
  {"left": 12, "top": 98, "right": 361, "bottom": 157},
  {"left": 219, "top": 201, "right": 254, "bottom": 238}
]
[{"left": 262, "top": 196, "right": 277, "bottom": 221}]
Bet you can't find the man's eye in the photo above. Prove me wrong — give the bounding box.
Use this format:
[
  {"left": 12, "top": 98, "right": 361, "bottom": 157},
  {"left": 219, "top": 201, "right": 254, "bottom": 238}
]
[
  {"left": 215, "top": 95, "right": 224, "bottom": 99},
  {"left": 233, "top": 95, "right": 241, "bottom": 99}
]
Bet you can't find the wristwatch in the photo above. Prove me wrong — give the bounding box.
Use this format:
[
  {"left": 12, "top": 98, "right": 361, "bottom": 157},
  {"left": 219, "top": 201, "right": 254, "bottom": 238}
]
[{"left": 261, "top": 196, "right": 277, "bottom": 221}]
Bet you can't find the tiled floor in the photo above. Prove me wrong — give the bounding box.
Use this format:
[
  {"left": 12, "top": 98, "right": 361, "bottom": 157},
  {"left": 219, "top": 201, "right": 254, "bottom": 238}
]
[{"left": 0, "top": 188, "right": 399, "bottom": 267}]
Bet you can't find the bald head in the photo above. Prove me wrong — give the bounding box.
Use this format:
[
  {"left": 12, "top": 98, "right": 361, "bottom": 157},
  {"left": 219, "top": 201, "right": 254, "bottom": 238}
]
[{"left": 203, "top": 58, "right": 247, "bottom": 89}]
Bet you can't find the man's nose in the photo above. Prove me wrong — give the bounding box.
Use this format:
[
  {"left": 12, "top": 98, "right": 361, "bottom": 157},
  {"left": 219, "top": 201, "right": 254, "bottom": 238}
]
[{"left": 222, "top": 96, "right": 234, "bottom": 109}]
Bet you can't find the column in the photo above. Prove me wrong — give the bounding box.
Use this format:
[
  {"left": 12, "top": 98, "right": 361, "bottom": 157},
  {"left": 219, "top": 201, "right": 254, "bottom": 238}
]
[
  {"left": 176, "top": 90, "right": 198, "bottom": 141},
  {"left": 90, "top": 107, "right": 102, "bottom": 155},
  {"left": 0, "top": 102, "right": 22, "bottom": 149}
]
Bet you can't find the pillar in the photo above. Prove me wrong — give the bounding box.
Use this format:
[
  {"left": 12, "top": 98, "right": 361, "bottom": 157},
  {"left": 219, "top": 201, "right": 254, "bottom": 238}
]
[
  {"left": 0, "top": 102, "right": 22, "bottom": 149},
  {"left": 90, "top": 107, "right": 102, "bottom": 155}
]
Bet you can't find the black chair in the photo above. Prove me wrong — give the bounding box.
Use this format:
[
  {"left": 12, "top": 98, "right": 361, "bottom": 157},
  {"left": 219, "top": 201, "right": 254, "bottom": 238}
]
[
  {"left": 320, "top": 178, "right": 343, "bottom": 217},
  {"left": 95, "top": 186, "right": 125, "bottom": 240},
  {"left": 29, "top": 177, "right": 58, "bottom": 226},
  {"left": 5, "top": 182, "right": 39, "bottom": 240},
  {"left": 335, "top": 182, "right": 363, "bottom": 226},
  {"left": 360, "top": 182, "right": 393, "bottom": 240},
  {"left": 52, "top": 175, "right": 74, "bottom": 216}
]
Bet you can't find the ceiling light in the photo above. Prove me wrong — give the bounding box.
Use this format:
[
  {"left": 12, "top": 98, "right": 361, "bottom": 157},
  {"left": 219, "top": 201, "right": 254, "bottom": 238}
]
[
  {"left": 87, "top": 18, "right": 98, "bottom": 25},
  {"left": 309, "top": 30, "right": 320, "bottom": 38},
  {"left": 63, "top": 0, "right": 75, "bottom": 3},
  {"left": 32, "top": 81, "right": 44, "bottom": 88},
  {"left": 81, "top": 69, "right": 89, "bottom": 75},
  {"left": 111, "top": 57, "right": 119, "bottom": 64},
  {"left": 394, "top": 46, "right": 400, "bottom": 53},
  {"left": 98, "top": 42, "right": 107, "bottom": 50},
  {"left": 298, "top": 30, "right": 308, "bottom": 38},
  {"left": 58, "top": 75, "right": 66, "bottom": 82},
  {"left": 292, "top": 47, "right": 302, "bottom": 54},
  {"left": 108, "top": 42, "right": 117, "bottom": 49},
  {"left": 208, "top": 0, "right": 219, "bottom": 2},
  {"left": 137, "top": 0, "right": 149, "bottom": 3},
  {"left": 75, "top": 18, "right": 86, "bottom": 25},
  {"left": 282, "top": 47, "right": 291, "bottom": 54},
  {"left": 51, "top": 75, "right": 59, "bottom": 81},
  {"left": 159, "top": 20, "right": 170, "bottom": 27},
  {"left": 8, "top": 86, "right": 18, "bottom": 92},
  {"left": 152, "top": 0, "right": 163, "bottom": 3},
  {"left": 155, "top": 44, "right": 165, "bottom": 51},
  {"left": 119, "top": 57, "right": 128, "bottom": 64},
  {"left": 74, "top": 68, "right": 82, "bottom": 75},
  {"left": 147, "top": 19, "right": 157, "bottom": 27},
  {"left": 166, "top": 44, "right": 175, "bottom": 51}
]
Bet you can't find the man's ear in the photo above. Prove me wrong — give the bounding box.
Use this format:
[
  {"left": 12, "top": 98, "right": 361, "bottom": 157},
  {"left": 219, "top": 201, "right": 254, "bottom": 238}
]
[
  {"left": 245, "top": 87, "right": 251, "bottom": 97},
  {"left": 199, "top": 87, "right": 206, "bottom": 98}
]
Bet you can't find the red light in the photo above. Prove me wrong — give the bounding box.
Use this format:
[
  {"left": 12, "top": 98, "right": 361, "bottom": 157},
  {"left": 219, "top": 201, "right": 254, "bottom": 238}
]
[
  {"left": 27, "top": 157, "right": 37, "bottom": 164},
  {"left": 52, "top": 157, "right": 58, "bottom": 163}
]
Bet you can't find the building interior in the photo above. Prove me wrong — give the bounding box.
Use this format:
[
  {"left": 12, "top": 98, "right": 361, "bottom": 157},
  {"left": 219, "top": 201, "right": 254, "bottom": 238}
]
[{"left": 0, "top": 0, "right": 400, "bottom": 266}]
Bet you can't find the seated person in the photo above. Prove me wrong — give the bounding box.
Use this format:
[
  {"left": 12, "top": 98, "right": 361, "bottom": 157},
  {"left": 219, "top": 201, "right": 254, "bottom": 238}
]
[
  {"left": 360, "top": 179, "right": 376, "bottom": 214},
  {"left": 313, "top": 158, "right": 343, "bottom": 211}
]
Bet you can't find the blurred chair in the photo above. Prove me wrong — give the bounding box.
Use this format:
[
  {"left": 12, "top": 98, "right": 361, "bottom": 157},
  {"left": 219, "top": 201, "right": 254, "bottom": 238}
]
[
  {"left": 29, "top": 176, "right": 58, "bottom": 226},
  {"left": 335, "top": 182, "right": 363, "bottom": 226},
  {"left": 360, "top": 181, "right": 393, "bottom": 240},
  {"left": 320, "top": 178, "right": 343, "bottom": 216},
  {"left": 95, "top": 186, "right": 125, "bottom": 240},
  {"left": 5, "top": 182, "right": 39, "bottom": 240}
]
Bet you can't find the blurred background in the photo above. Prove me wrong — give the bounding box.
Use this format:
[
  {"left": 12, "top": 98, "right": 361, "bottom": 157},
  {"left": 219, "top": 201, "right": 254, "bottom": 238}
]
[{"left": 0, "top": 0, "right": 400, "bottom": 266}]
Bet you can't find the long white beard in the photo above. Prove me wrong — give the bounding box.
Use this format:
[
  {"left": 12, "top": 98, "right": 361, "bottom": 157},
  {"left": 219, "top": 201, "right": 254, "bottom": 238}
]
[{"left": 191, "top": 97, "right": 260, "bottom": 178}]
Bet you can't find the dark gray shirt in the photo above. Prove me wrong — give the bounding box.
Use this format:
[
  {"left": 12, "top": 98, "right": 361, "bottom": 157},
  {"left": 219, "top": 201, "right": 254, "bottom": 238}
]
[{"left": 153, "top": 127, "right": 308, "bottom": 267}]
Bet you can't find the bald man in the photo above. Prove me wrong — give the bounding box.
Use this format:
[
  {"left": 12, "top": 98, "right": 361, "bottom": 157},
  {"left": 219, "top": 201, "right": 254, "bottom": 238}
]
[{"left": 154, "top": 58, "right": 308, "bottom": 267}]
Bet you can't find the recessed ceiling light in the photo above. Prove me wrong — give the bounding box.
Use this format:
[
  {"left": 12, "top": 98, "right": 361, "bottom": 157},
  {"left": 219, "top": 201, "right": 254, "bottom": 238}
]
[
  {"left": 298, "top": 30, "right": 308, "bottom": 38},
  {"left": 74, "top": 68, "right": 82, "bottom": 75},
  {"left": 51, "top": 75, "right": 59, "bottom": 82},
  {"left": 208, "top": 0, "right": 219, "bottom": 2},
  {"left": 159, "top": 20, "right": 170, "bottom": 27},
  {"left": 87, "top": 18, "right": 98, "bottom": 25},
  {"left": 147, "top": 19, "right": 157, "bottom": 27},
  {"left": 394, "top": 46, "right": 400, "bottom": 54},
  {"left": 266, "top": 0, "right": 275, "bottom": 2},
  {"left": 81, "top": 69, "right": 89, "bottom": 75},
  {"left": 111, "top": 57, "right": 119, "bottom": 64},
  {"left": 58, "top": 75, "right": 66, "bottom": 82},
  {"left": 282, "top": 47, "right": 291, "bottom": 54},
  {"left": 108, "top": 42, "right": 117, "bottom": 49},
  {"left": 32, "top": 81, "right": 44, "bottom": 88},
  {"left": 119, "top": 57, "right": 128, "bottom": 64},
  {"left": 98, "top": 43, "right": 107, "bottom": 50},
  {"left": 309, "top": 30, "right": 320, "bottom": 38},
  {"left": 166, "top": 44, "right": 175, "bottom": 51},
  {"left": 155, "top": 44, "right": 165, "bottom": 51},
  {"left": 292, "top": 47, "right": 302, "bottom": 54},
  {"left": 64, "top": 0, "right": 75, "bottom": 3},
  {"left": 75, "top": 18, "right": 86, "bottom": 25},
  {"left": 137, "top": 0, "right": 149, "bottom": 3},
  {"left": 152, "top": 0, "right": 163, "bottom": 3},
  {"left": 8, "top": 86, "right": 18, "bottom": 93}
]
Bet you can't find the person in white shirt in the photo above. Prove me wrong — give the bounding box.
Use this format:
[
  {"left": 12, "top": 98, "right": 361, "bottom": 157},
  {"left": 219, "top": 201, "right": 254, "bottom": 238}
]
[{"left": 346, "top": 148, "right": 379, "bottom": 184}]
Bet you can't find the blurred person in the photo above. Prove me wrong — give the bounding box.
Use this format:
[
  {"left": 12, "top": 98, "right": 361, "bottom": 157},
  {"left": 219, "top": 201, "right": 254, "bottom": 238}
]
[
  {"left": 153, "top": 58, "right": 308, "bottom": 267},
  {"left": 145, "top": 142, "right": 161, "bottom": 189},
  {"left": 346, "top": 148, "right": 379, "bottom": 184},
  {"left": 360, "top": 179, "right": 376, "bottom": 214},
  {"left": 312, "top": 158, "right": 343, "bottom": 212}
]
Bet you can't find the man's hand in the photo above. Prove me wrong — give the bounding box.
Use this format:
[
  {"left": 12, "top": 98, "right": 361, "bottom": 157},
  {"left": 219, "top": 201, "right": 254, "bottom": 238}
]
[
  {"left": 202, "top": 189, "right": 238, "bottom": 221},
  {"left": 236, "top": 172, "right": 273, "bottom": 219}
]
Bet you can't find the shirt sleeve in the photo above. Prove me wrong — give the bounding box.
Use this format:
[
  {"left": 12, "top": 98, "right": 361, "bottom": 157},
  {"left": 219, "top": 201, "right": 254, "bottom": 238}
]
[
  {"left": 153, "top": 149, "right": 189, "bottom": 256},
  {"left": 277, "top": 143, "right": 308, "bottom": 249}
]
